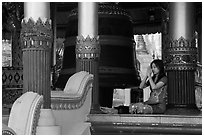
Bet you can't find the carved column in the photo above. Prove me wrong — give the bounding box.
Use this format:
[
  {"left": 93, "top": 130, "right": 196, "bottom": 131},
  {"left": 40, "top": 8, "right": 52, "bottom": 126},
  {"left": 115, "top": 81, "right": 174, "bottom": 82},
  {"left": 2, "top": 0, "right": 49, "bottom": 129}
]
[
  {"left": 21, "top": 2, "right": 52, "bottom": 109},
  {"left": 165, "top": 3, "right": 199, "bottom": 114},
  {"left": 76, "top": 3, "right": 100, "bottom": 113}
]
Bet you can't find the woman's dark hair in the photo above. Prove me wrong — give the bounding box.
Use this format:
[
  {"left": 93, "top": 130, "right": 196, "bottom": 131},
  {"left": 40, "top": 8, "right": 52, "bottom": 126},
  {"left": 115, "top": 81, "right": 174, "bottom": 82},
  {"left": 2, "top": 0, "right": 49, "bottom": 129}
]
[{"left": 150, "top": 59, "right": 166, "bottom": 83}]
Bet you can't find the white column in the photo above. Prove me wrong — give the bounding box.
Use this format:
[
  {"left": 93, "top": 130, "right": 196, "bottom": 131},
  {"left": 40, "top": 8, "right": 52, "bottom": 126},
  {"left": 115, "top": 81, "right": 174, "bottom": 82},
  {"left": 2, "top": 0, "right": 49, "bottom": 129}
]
[
  {"left": 78, "top": 2, "right": 98, "bottom": 38},
  {"left": 22, "top": 2, "right": 61, "bottom": 134},
  {"left": 77, "top": 2, "right": 100, "bottom": 112},
  {"left": 24, "top": 2, "right": 50, "bottom": 22},
  {"left": 169, "top": 2, "right": 195, "bottom": 40}
]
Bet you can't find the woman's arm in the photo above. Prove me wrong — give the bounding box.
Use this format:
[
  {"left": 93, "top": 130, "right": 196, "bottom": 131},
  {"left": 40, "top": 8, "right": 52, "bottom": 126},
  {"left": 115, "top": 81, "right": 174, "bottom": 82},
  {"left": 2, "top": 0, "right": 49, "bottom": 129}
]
[
  {"left": 139, "top": 75, "right": 148, "bottom": 89},
  {"left": 148, "top": 76, "right": 166, "bottom": 90},
  {"left": 139, "top": 66, "right": 151, "bottom": 89}
]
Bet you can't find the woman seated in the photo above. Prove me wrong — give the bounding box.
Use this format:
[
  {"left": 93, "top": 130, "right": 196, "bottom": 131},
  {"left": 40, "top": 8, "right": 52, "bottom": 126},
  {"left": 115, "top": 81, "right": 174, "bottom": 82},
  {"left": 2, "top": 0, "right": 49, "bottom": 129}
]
[{"left": 129, "top": 59, "right": 167, "bottom": 114}]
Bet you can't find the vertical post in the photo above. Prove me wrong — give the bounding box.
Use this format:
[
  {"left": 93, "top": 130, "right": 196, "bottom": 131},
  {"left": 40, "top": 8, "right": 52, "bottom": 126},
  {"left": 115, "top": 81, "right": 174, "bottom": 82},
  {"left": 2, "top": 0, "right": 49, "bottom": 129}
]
[
  {"left": 50, "top": 3, "right": 57, "bottom": 89},
  {"left": 12, "top": 28, "right": 22, "bottom": 67},
  {"left": 196, "top": 8, "right": 202, "bottom": 64},
  {"left": 21, "top": 2, "right": 52, "bottom": 109},
  {"left": 164, "top": 3, "right": 199, "bottom": 114},
  {"left": 51, "top": 3, "right": 57, "bottom": 67},
  {"left": 76, "top": 2, "right": 101, "bottom": 113},
  {"left": 161, "top": 7, "right": 169, "bottom": 61},
  {"left": 9, "top": 3, "right": 23, "bottom": 67}
]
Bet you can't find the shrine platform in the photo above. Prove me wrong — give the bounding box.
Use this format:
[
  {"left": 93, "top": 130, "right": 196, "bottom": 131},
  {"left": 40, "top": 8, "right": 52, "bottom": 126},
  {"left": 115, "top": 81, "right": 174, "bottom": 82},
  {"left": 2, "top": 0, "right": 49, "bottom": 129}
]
[
  {"left": 2, "top": 112, "right": 202, "bottom": 135},
  {"left": 87, "top": 113, "right": 202, "bottom": 135}
]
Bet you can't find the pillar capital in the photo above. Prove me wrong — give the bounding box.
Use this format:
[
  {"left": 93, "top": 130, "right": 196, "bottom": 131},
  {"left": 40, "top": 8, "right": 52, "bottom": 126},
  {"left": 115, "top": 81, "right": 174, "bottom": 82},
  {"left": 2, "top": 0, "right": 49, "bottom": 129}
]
[
  {"left": 164, "top": 36, "right": 197, "bottom": 70},
  {"left": 21, "top": 18, "right": 52, "bottom": 50},
  {"left": 76, "top": 35, "right": 100, "bottom": 59}
]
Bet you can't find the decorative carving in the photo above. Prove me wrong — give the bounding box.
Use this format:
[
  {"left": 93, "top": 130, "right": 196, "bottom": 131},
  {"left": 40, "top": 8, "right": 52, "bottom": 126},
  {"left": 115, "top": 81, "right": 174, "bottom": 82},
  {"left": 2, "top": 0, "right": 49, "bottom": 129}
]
[
  {"left": 2, "top": 129, "right": 16, "bottom": 135},
  {"left": 164, "top": 36, "right": 197, "bottom": 70},
  {"left": 169, "top": 36, "right": 196, "bottom": 48},
  {"left": 98, "top": 3, "right": 131, "bottom": 19},
  {"left": 2, "top": 2, "right": 23, "bottom": 32},
  {"left": 2, "top": 89, "right": 22, "bottom": 105},
  {"left": 2, "top": 67, "right": 23, "bottom": 88},
  {"left": 68, "top": 3, "right": 132, "bottom": 21},
  {"left": 76, "top": 35, "right": 100, "bottom": 59},
  {"left": 31, "top": 96, "right": 43, "bottom": 135},
  {"left": 20, "top": 17, "right": 52, "bottom": 50}
]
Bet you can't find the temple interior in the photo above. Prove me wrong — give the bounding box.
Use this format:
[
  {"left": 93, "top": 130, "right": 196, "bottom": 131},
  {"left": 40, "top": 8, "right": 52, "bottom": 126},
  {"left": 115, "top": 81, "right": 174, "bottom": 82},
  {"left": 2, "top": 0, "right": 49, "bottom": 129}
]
[{"left": 2, "top": 2, "right": 202, "bottom": 135}]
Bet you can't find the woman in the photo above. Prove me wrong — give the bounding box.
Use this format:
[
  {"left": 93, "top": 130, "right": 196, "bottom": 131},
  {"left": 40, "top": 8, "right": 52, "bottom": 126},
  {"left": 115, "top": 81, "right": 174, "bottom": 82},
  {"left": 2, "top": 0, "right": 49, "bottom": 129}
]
[{"left": 129, "top": 59, "right": 167, "bottom": 114}]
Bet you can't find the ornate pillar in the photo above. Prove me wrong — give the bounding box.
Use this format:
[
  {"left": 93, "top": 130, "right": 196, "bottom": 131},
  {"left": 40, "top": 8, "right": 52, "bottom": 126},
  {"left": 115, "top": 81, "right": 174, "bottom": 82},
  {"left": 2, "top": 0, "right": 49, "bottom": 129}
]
[
  {"left": 76, "top": 2, "right": 100, "bottom": 113},
  {"left": 21, "top": 2, "right": 52, "bottom": 109},
  {"left": 165, "top": 3, "right": 199, "bottom": 114}
]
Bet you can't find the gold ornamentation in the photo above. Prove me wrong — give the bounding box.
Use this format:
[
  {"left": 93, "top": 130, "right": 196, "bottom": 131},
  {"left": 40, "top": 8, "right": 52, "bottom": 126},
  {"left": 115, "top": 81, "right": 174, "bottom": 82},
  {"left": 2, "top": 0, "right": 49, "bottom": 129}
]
[
  {"left": 76, "top": 35, "right": 100, "bottom": 59},
  {"left": 20, "top": 18, "right": 52, "bottom": 50},
  {"left": 68, "top": 3, "right": 132, "bottom": 21},
  {"left": 164, "top": 36, "right": 197, "bottom": 70}
]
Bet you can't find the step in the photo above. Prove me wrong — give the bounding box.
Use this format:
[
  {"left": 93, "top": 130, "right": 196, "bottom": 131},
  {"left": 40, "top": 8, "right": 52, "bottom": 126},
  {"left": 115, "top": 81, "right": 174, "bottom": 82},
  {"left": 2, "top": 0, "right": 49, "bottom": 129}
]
[{"left": 87, "top": 114, "right": 202, "bottom": 135}]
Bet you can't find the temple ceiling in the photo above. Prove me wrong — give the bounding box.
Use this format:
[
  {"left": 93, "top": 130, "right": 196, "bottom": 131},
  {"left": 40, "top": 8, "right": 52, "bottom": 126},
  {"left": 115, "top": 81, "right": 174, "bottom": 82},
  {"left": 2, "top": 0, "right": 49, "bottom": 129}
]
[{"left": 2, "top": 2, "right": 202, "bottom": 37}]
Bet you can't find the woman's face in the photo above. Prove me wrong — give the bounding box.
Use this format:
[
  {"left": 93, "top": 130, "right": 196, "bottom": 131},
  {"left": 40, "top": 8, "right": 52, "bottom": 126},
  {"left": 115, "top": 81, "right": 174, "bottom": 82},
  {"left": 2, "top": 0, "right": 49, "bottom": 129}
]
[{"left": 151, "top": 63, "right": 160, "bottom": 75}]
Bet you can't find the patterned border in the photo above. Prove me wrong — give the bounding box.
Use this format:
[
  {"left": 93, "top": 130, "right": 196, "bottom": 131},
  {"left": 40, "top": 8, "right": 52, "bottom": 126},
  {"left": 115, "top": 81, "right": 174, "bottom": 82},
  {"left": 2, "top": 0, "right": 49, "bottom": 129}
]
[
  {"left": 2, "top": 89, "right": 22, "bottom": 105},
  {"left": 2, "top": 129, "right": 16, "bottom": 135},
  {"left": 20, "top": 18, "right": 52, "bottom": 50},
  {"left": 31, "top": 96, "right": 43, "bottom": 135},
  {"left": 68, "top": 3, "right": 132, "bottom": 21},
  {"left": 76, "top": 35, "right": 100, "bottom": 59},
  {"left": 164, "top": 36, "right": 197, "bottom": 70},
  {"left": 2, "top": 67, "right": 23, "bottom": 88}
]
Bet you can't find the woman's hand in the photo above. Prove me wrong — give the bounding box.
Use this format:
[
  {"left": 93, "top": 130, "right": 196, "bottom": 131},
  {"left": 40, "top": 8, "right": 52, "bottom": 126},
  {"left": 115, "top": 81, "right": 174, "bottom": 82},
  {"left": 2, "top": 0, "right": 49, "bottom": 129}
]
[
  {"left": 139, "top": 66, "right": 152, "bottom": 89},
  {"left": 146, "top": 66, "right": 152, "bottom": 77}
]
